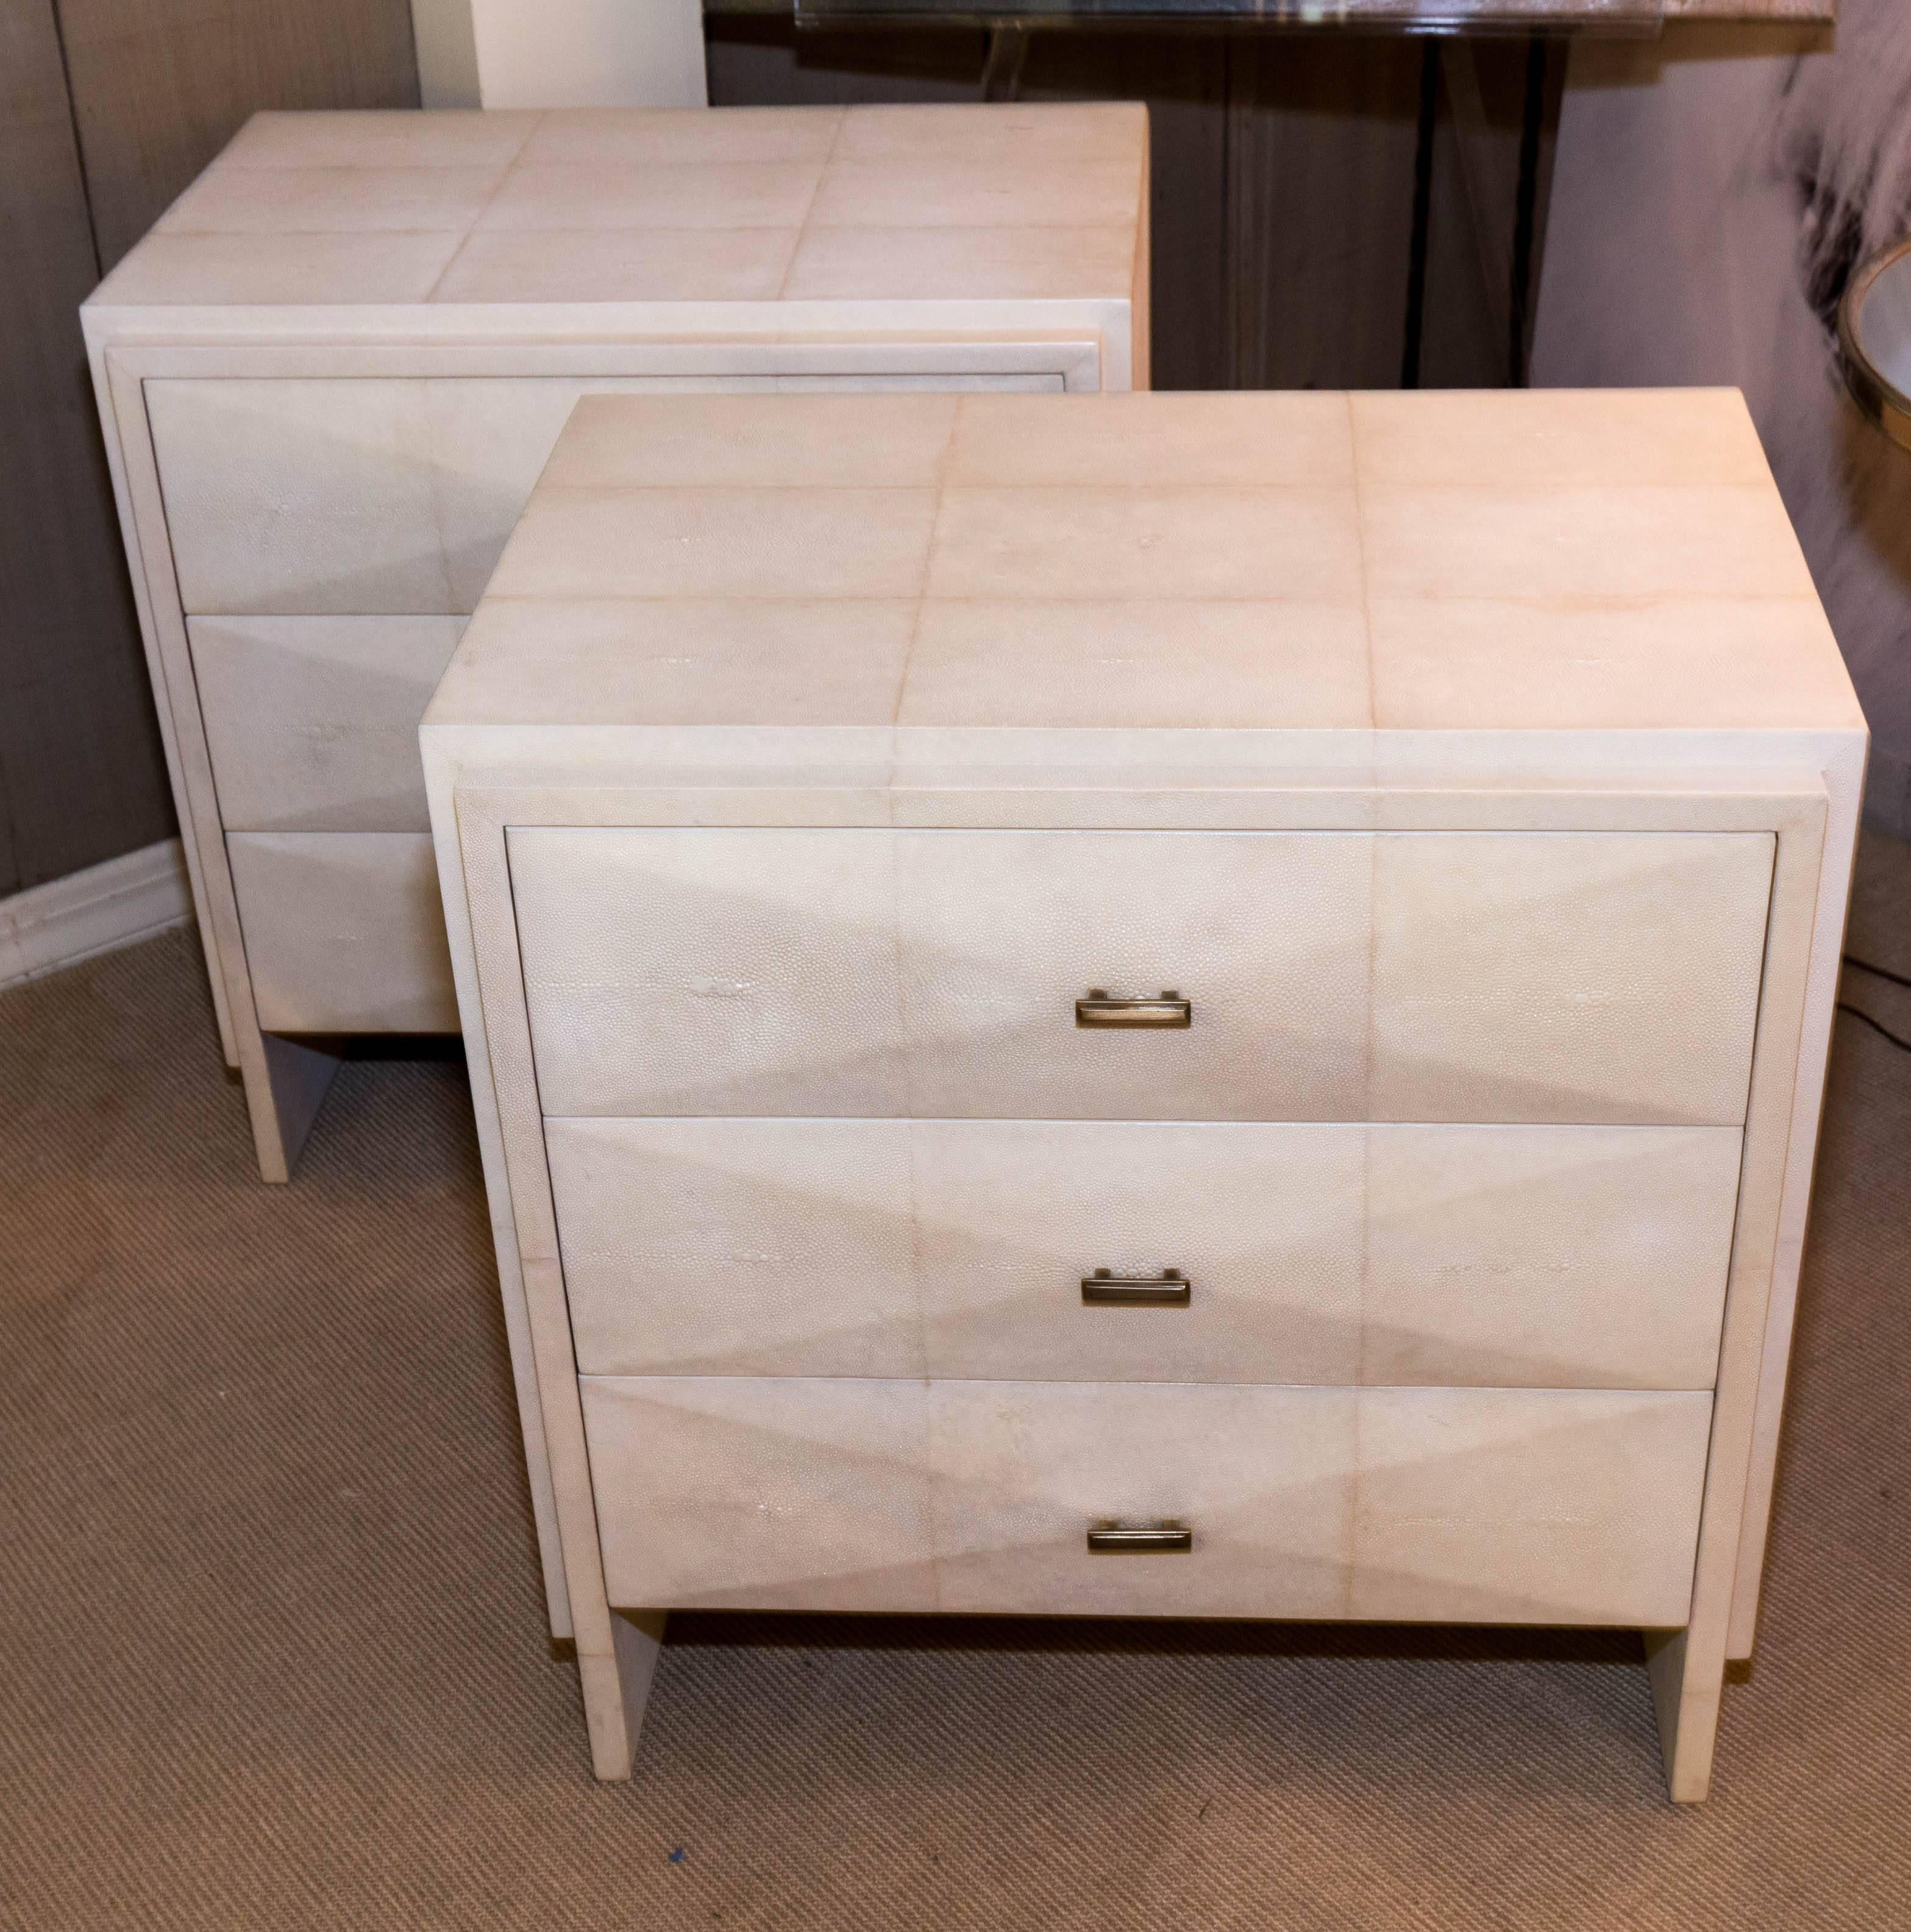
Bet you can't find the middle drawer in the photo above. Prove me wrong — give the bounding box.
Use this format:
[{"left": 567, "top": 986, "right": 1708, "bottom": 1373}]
[{"left": 547, "top": 1118, "right": 1742, "bottom": 1389}]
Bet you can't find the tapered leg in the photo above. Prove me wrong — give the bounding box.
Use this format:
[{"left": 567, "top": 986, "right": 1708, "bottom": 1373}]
[
  {"left": 247, "top": 1033, "right": 344, "bottom": 1183},
  {"left": 1646, "top": 1627, "right": 1725, "bottom": 1803},
  {"left": 578, "top": 1610, "right": 668, "bottom": 1781}
]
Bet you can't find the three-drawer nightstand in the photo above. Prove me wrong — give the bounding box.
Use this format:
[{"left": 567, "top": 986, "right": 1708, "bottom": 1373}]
[
  {"left": 82, "top": 101, "right": 1148, "bottom": 1195},
  {"left": 421, "top": 388, "right": 1865, "bottom": 1800}
]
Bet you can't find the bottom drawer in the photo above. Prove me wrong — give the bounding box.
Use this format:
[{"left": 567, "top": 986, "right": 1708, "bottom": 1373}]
[
  {"left": 580, "top": 1379, "right": 1710, "bottom": 1627},
  {"left": 228, "top": 831, "right": 457, "bottom": 1033}
]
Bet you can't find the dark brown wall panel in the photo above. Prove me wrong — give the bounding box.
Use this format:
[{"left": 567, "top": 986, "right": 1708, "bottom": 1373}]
[
  {"left": 1419, "top": 38, "right": 1566, "bottom": 389},
  {"left": 1020, "top": 32, "right": 1230, "bottom": 393},
  {"left": 706, "top": 15, "right": 992, "bottom": 108},
  {"left": 0, "top": 0, "right": 166, "bottom": 893},
  {"left": 1225, "top": 36, "right": 1424, "bottom": 391}
]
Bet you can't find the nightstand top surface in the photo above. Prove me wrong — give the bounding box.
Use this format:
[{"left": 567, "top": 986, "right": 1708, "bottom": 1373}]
[
  {"left": 85, "top": 103, "right": 1145, "bottom": 314},
  {"left": 427, "top": 387, "right": 1863, "bottom": 745}
]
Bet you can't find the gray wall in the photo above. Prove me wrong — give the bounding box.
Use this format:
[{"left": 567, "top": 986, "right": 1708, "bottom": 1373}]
[
  {"left": 1532, "top": 9, "right": 1911, "bottom": 834},
  {"left": 0, "top": 0, "right": 419, "bottom": 899}
]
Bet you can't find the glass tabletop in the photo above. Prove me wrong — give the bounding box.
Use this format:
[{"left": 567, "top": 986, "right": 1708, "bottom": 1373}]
[{"left": 791, "top": 0, "right": 1667, "bottom": 30}]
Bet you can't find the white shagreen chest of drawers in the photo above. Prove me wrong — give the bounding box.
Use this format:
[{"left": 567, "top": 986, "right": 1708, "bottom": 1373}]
[
  {"left": 80, "top": 101, "right": 1148, "bottom": 1188},
  {"left": 422, "top": 388, "right": 1864, "bottom": 1801}
]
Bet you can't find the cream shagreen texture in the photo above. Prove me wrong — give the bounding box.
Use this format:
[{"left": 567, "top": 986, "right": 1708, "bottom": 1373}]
[
  {"left": 423, "top": 388, "right": 1863, "bottom": 1803},
  {"left": 80, "top": 103, "right": 1149, "bottom": 1652},
  {"left": 79, "top": 98, "right": 1149, "bottom": 1160}
]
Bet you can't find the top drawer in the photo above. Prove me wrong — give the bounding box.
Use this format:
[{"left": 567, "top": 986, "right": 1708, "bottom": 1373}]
[
  {"left": 145, "top": 377, "right": 1058, "bottom": 617},
  {"left": 508, "top": 828, "right": 1773, "bottom": 1124}
]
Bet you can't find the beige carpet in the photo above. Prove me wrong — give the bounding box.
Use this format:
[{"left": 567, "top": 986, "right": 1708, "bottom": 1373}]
[{"left": 4, "top": 835, "right": 1909, "bottom": 1932}]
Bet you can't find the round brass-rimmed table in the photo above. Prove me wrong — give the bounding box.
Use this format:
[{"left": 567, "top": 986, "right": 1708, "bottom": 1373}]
[{"left": 1842, "top": 238, "right": 1911, "bottom": 454}]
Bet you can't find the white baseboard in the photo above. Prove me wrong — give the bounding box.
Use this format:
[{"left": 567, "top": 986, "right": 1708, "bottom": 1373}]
[{"left": 0, "top": 839, "right": 192, "bottom": 992}]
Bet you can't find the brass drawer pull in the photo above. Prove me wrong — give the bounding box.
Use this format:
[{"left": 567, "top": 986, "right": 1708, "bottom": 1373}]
[
  {"left": 1087, "top": 1523, "right": 1193, "bottom": 1555},
  {"left": 1081, "top": 1268, "right": 1191, "bottom": 1307},
  {"left": 1075, "top": 989, "right": 1191, "bottom": 1029}
]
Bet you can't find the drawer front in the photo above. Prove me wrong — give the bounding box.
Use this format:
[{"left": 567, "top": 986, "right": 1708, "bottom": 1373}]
[
  {"left": 514, "top": 828, "right": 1368, "bottom": 1119},
  {"left": 229, "top": 833, "right": 457, "bottom": 1033},
  {"left": 146, "top": 375, "right": 1060, "bottom": 617},
  {"left": 549, "top": 1118, "right": 1740, "bottom": 1390},
  {"left": 582, "top": 1377, "right": 1710, "bottom": 1625},
  {"left": 1359, "top": 1123, "right": 1740, "bottom": 1388},
  {"left": 583, "top": 1376, "right": 941, "bottom": 1613},
  {"left": 511, "top": 828, "right": 1771, "bottom": 1124},
  {"left": 1370, "top": 831, "right": 1773, "bottom": 1126},
  {"left": 191, "top": 616, "right": 464, "bottom": 833}
]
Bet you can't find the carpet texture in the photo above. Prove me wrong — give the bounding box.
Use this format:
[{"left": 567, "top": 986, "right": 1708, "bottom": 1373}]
[{"left": 3, "top": 834, "right": 1909, "bottom": 1931}]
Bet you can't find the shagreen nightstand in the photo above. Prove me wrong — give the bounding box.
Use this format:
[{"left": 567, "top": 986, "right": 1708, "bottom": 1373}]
[
  {"left": 422, "top": 389, "right": 1865, "bottom": 1800},
  {"left": 82, "top": 101, "right": 1148, "bottom": 1190}
]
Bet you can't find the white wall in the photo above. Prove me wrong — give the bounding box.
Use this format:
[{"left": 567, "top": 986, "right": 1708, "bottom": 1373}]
[{"left": 411, "top": 0, "right": 706, "bottom": 110}]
